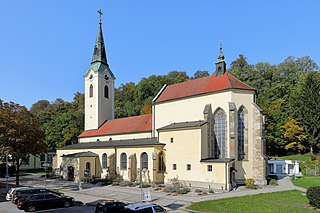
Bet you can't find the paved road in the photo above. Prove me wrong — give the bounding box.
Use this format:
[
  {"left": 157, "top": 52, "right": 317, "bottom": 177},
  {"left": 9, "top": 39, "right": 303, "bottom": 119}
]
[{"left": 0, "top": 174, "right": 304, "bottom": 213}]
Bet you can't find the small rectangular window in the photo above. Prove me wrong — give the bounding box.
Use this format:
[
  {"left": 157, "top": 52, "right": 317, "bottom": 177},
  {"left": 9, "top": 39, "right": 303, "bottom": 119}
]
[
  {"left": 173, "top": 164, "right": 177, "bottom": 170},
  {"left": 187, "top": 164, "right": 191, "bottom": 171},
  {"left": 170, "top": 138, "right": 174, "bottom": 143},
  {"left": 207, "top": 165, "right": 212, "bottom": 172}
]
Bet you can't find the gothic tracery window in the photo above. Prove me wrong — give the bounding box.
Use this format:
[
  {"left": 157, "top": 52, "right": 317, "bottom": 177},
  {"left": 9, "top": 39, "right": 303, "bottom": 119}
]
[
  {"left": 238, "top": 106, "right": 248, "bottom": 160},
  {"left": 214, "top": 108, "right": 227, "bottom": 158}
]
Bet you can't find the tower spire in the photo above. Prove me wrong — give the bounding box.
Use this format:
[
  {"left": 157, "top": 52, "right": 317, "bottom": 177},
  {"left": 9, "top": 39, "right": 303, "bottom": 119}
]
[
  {"left": 215, "top": 40, "right": 227, "bottom": 76},
  {"left": 91, "top": 9, "right": 108, "bottom": 65},
  {"left": 217, "top": 40, "right": 225, "bottom": 62}
]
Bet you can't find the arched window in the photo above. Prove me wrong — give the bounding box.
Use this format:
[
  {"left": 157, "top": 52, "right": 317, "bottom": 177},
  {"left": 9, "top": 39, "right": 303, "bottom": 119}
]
[
  {"left": 89, "top": 85, "right": 93, "bottom": 98},
  {"left": 102, "top": 153, "right": 108, "bottom": 169},
  {"left": 140, "top": 152, "right": 148, "bottom": 170},
  {"left": 86, "top": 162, "right": 91, "bottom": 171},
  {"left": 104, "top": 85, "right": 109, "bottom": 99},
  {"left": 238, "top": 106, "right": 248, "bottom": 160},
  {"left": 214, "top": 108, "right": 227, "bottom": 158},
  {"left": 158, "top": 152, "right": 165, "bottom": 172},
  {"left": 120, "top": 153, "right": 127, "bottom": 170}
]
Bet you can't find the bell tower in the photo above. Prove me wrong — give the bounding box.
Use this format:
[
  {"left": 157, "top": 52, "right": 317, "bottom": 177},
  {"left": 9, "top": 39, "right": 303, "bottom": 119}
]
[
  {"left": 84, "top": 10, "right": 115, "bottom": 131},
  {"left": 215, "top": 41, "right": 227, "bottom": 76}
]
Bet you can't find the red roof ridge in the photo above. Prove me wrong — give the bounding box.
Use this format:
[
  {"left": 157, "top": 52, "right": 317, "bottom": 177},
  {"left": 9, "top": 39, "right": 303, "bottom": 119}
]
[
  {"left": 79, "top": 114, "right": 152, "bottom": 138},
  {"left": 155, "top": 72, "right": 255, "bottom": 103},
  {"left": 226, "top": 72, "right": 255, "bottom": 90}
]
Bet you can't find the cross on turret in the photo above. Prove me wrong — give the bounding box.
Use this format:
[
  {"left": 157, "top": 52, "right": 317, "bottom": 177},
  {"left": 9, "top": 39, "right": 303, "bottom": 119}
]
[{"left": 98, "top": 9, "right": 103, "bottom": 24}]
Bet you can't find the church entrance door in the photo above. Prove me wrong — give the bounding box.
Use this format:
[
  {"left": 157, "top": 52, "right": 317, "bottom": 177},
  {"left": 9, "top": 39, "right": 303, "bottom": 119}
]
[
  {"left": 129, "top": 154, "right": 137, "bottom": 182},
  {"left": 68, "top": 166, "right": 75, "bottom": 181}
]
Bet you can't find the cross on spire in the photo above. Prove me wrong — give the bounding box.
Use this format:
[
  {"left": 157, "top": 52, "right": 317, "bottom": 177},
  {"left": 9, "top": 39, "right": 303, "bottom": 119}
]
[{"left": 98, "top": 9, "right": 103, "bottom": 24}]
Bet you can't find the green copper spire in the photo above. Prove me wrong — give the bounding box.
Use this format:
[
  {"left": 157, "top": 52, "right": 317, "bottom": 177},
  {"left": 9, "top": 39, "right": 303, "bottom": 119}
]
[
  {"left": 215, "top": 40, "right": 227, "bottom": 76},
  {"left": 91, "top": 9, "right": 108, "bottom": 65}
]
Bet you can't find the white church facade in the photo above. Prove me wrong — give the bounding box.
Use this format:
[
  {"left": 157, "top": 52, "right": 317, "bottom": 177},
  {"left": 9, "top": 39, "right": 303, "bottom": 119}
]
[{"left": 55, "top": 14, "right": 267, "bottom": 191}]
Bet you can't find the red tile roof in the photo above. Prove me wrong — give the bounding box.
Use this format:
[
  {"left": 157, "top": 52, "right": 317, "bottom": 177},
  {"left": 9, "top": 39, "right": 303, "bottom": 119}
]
[
  {"left": 155, "top": 72, "right": 255, "bottom": 103},
  {"left": 79, "top": 114, "right": 152, "bottom": 138}
]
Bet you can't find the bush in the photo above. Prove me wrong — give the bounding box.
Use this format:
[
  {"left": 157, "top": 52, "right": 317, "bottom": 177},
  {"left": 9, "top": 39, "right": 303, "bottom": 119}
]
[
  {"left": 178, "top": 187, "right": 190, "bottom": 194},
  {"left": 245, "top": 178, "right": 259, "bottom": 189},
  {"left": 119, "top": 180, "right": 131, "bottom": 187},
  {"left": 310, "top": 153, "right": 318, "bottom": 161},
  {"left": 195, "top": 189, "right": 203, "bottom": 193},
  {"left": 306, "top": 186, "right": 320, "bottom": 209},
  {"left": 163, "top": 186, "right": 176, "bottom": 193},
  {"left": 245, "top": 178, "right": 255, "bottom": 187},
  {"left": 269, "top": 179, "right": 278, "bottom": 186},
  {"left": 142, "top": 183, "right": 150, "bottom": 188}
]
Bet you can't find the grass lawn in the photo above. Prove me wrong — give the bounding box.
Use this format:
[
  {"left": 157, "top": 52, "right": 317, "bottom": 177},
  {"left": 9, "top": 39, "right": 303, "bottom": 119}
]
[
  {"left": 292, "top": 176, "right": 320, "bottom": 189},
  {"left": 187, "top": 190, "right": 318, "bottom": 213}
]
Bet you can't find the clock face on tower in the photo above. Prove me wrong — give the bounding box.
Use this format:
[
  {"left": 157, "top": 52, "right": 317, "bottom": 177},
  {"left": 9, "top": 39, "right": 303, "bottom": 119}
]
[{"left": 104, "top": 74, "right": 109, "bottom": 82}]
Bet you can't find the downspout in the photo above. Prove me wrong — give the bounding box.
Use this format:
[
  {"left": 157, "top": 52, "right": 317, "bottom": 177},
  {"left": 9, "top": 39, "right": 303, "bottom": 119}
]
[
  {"left": 114, "top": 146, "right": 117, "bottom": 175},
  {"left": 225, "top": 162, "right": 228, "bottom": 191},
  {"left": 152, "top": 101, "right": 156, "bottom": 138}
]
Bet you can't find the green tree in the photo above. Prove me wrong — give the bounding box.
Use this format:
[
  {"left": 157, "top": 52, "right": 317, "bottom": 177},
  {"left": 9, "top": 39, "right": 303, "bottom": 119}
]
[
  {"left": 193, "top": 70, "right": 209, "bottom": 79},
  {"left": 281, "top": 117, "right": 307, "bottom": 153},
  {"left": 30, "top": 100, "right": 50, "bottom": 115},
  {"left": 33, "top": 94, "right": 84, "bottom": 149},
  {"left": 0, "top": 101, "right": 47, "bottom": 186},
  {"left": 290, "top": 72, "right": 320, "bottom": 153}
]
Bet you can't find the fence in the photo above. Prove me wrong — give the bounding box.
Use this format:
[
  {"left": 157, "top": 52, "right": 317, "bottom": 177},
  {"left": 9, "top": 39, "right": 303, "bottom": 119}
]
[{"left": 306, "top": 165, "right": 320, "bottom": 176}]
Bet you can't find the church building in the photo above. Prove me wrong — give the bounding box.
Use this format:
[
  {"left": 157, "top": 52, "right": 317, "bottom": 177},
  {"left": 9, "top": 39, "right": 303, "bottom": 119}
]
[{"left": 56, "top": 13, "right": 267, "bottom": 191}]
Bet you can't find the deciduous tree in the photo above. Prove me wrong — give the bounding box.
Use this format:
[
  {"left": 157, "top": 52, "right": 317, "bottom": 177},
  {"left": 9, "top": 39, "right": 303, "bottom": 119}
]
[{"left": 0, "top": 101, "right": 47, "bottom": 186}]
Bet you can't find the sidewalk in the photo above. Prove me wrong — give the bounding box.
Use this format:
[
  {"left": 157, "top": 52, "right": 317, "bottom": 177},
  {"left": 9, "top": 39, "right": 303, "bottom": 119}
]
[
  {"left": 63, "top": 176, "right": 304, "bottom": 211},
  {"left": 0, "top": 174, "right": 304, "bottom": 212}
]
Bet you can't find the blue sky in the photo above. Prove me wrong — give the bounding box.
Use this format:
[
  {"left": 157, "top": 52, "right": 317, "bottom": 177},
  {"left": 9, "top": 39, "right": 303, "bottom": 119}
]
[{"left": 0, "top": 1, "right": 319, "bottom": 109}]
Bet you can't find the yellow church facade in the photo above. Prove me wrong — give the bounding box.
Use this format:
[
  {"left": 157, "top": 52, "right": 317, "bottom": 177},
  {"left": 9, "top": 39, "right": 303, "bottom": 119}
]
[{"left": 55, "top": 15, "right": 267, "bottom": 191}]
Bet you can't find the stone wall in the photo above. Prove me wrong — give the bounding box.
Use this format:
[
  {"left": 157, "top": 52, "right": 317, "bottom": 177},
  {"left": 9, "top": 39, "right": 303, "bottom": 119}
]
[{"left": 251, "top": 103, "right": 267, "bottom": 185}]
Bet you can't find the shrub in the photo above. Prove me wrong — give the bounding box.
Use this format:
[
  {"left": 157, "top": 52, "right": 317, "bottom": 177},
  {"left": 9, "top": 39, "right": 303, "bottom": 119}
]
[
  {"left": 163, "top": 186, "right": 176, "bottom": 193},
  {"left": 195, "top": 189, "right": 203, "bottom": 193},
  {"left": 310, "top": 153, "right": 318, "bottom": 161},
  {"left": 245, "top": 178, "right": 255, "bottom": 187},
  {"left": 142, "top": 183, "right": 150, "bottom": 188},
  {"left": 269, "top": 179, "right": 278, "bottom": 186},
  {"left": 306, "top": 186, "right": 320, "bottom": 209},
  {"left": 178, "top": 187, "right": 190, "bottom": 194},
  {"left": 245, "top": 178, "right": 258, "bottom": 189},
  {"left": 119, "top": 180, "right": 131, "bottom": 187}
]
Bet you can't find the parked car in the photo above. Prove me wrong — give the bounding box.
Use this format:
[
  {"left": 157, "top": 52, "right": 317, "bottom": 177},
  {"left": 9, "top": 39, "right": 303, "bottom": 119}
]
[
  {"left": 12, "top": 187, "right": 64, "bottom": 204},
  {"left": 124, "top": 202, "right": 166, "bottom": 213},
  {"left": 17, "top": 192, "right": 75, "bottom": 212},
  {"left": 6, "top": 187, "right": 30, "bottom": 201},
  {"left": 95, "top": 200, "right": 127, "bottom": 213}
]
